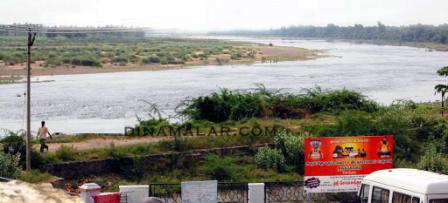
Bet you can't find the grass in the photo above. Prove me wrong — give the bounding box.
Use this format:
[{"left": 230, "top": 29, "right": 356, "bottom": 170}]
[
  {"left": 19, "top": 170, "right": 56, "bottom": 183},
  {"left": 39, "top": 135, "right": 274, "bottom": 164}
]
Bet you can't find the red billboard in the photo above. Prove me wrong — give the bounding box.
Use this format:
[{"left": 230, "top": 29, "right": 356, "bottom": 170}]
[{"left": 304, "top": 135, "right": 393, "bottom": 193}]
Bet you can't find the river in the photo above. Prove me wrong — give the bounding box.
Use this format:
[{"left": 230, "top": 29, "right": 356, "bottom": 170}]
[{"left": 1, "top": 37, "right": 447, "bottom": 134}]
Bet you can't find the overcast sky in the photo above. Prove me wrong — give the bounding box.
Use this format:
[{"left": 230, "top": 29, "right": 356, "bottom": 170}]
[{"left": 1, "top": 0, "right": 448, "bottom": 31}]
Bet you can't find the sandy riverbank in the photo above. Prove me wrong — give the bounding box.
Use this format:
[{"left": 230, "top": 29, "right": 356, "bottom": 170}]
[{"left": 0, "top": 45, "right": 320, "bottom": 77}]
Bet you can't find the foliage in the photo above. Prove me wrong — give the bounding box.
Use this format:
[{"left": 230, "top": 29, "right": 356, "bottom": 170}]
[
  {"left": 179, "top": 87, "right": 378, "bottom": 122},
  {"left": 214, "top": 23, "right": 448, "bottom": 45},
  {"left": 255, "top": 147, "right": 285, "bottom": 172},
  {"left": 70, "top": 56, "right": 102, "bottom": 67},
  {"left": 54, "top": 145, "right": 77, "bottom": 162},
  {"left": 435, "top": 67, "right": 448, "bottom": 115},
  {"left": 19, "top": 170, "right": 54, "bottom": 183},
  {"left": 0, "top": 36, "right": 260, "bottom": 67},
  {"left": 203, "top": 155, "right": 238, "bottom": 181},
  {"left": 0, "top": 152, "right": 21, "bottom": 179},
  {"left": 105, "top": 143, "right": 128, "bottom": 159},
  {"left": 1, "top": 133, "right": 25, "bottom": 155},
  {"left": 274, "top": 130, "right": 305, "bottom": 171},
  {"left": 417, "top": 142, "right": 448, "bottom": 174},
  {"left": 307, "top": 101, "right": 448, "bottom": 163},
  {"left": 142, "top": 56, "right": 161, "bottom": 64},
  {"left": 437, "top": 66, "right": 448, "bottom": 76}
]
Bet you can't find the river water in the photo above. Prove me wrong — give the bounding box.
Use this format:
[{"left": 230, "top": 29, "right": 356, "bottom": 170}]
[{"left": 1, "top": 37, "right": 448, "bottom": 134}]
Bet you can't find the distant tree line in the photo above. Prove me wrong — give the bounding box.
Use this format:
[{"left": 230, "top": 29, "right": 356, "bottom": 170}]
[
  {"left": 211, "top": 22, "right": 448, "bottom": 44},
  {"left": 0, "top": 24, "right": 146, "bottom": 39}
]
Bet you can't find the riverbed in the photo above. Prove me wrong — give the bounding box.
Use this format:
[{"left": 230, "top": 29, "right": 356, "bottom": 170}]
[{"left": 1, "top": 37, "right": 447, "bottom": 134}]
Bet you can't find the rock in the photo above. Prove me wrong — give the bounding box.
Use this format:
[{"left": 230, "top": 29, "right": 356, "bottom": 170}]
[{"left": 0, "top": 180, "right": 82, "bottom": 203}]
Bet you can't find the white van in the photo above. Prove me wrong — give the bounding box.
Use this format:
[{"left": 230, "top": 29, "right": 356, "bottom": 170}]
[{"left": 358, "top": 168, "right": 448, "bottom": 203}]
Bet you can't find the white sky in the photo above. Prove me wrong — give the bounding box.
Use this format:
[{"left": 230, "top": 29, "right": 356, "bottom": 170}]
[{"left": 1, "top": 0, "right": 448, "bottom": 31}]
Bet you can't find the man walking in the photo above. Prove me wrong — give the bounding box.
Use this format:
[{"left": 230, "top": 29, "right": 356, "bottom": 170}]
[{"left": 37, "top": 120, "right": 52, "bottom": 152}]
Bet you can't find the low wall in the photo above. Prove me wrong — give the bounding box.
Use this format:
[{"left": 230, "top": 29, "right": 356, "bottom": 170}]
[{"left": 44, "top": 144, "right": 273, "bottom": 179}]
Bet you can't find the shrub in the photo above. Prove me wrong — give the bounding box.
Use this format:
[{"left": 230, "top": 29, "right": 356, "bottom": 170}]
[
  {"left": 1, "top": 134, "right": 25, "bottom": 155},
  {"left": 255, "top": 147, "right": 285, "bottom": 172},
  {"left": 0, "top": 152, "right": 21, "bottom": 179},
  {"left": 179, "top": 87, "right": 378, "bottom": 122},
  {"left": 70, "top": 57, "right": 102, "bottom": 67},
  {"left": 112, "top": 56, "right": 128, "bottom": 64},
  {"left": 230, "top": 52, "right": 242, "bottom": 60},
  {"left": 55, "top": 145, "right": 77, "bottom": 162},
  {"left": 274, "top": 131, "right": 305, "bottom": 169},
  {"left": 142, "top": 56, "right": 160, "bottom": 64},
  {"left": 179, "top": 89, "right": 271, "bottom": 122},
  {"left": 204, "top": 155, "right": 237, "bottom": 181},
  {"left": 105, "top": 143, "right": 128, "bottom": 159},
  {"left": 20, "top": 170, "right": 53, "bottom": 183},
  {"left": 417, "top": 142, "right": 448, "bottom": 174}
]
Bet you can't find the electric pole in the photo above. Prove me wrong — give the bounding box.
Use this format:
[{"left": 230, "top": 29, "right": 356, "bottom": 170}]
[{"left": 26, "top": 28, "right": 36, "bottom": 171}]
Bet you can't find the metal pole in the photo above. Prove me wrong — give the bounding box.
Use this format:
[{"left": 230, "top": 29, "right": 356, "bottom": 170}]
[{"left": 26, "top": 28, "right": 36, "bottom": 171}]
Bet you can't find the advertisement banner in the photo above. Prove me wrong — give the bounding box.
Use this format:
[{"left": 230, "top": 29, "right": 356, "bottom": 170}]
[{"left": 304, "top": 135, "right": 393, "bottom": 193}]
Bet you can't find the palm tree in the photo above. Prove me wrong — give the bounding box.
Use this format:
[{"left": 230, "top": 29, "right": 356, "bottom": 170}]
[
  {"left": 435, "top": 66, "right": 448, "bottom": 116},
  {"left": 435, "top": 84, "right": 448, "bottom": 116}
]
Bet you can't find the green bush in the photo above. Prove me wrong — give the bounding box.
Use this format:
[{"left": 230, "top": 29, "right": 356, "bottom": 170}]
[
  {"left": 70, "top": 56, "right": 102, "bottom": 67},
  {"left": 112, "top": 56, "right": 128, "bottom": 63},
  {"left": 204, "top": 155, "right": 237, "bottom": 181},
  {"left": 142, "top": 56, "right": 161, "bottom": 64},
  {"left": 105, "top": 143, "right": 128, "bottom": 159},
  {"left": 255, "top": 147, "right": 285, "bottom": 172},
  {"left": 19, "top": 170, "right": 53, "bottom": 183},
  {"left": 180, "top": 89, "right": 271, "bottom": 122},
  {"left": 179, "top": 87, "right": 378, "bottom": 122},
  {"left": 0, "top": 152, "right": 20, "bottom": 179},
  {"left": 417, "top": 142, "right": 448, "bottom": 174},
  {"left": 54, "top": 145, "right": 77, "bottom": 162},
  {"left": 307, "top": 102, "right": 448, "bottom": 163},
  {"left": 1, "top": 134, "right": 25, "bottom": 155},
  {"left": 274, "top": 131, "right": 305, "bottom": 170}
]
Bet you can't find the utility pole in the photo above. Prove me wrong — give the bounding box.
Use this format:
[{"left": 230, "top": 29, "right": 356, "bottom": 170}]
[{"left": 26, "top": 28, "right": 36, "bottom": 171}]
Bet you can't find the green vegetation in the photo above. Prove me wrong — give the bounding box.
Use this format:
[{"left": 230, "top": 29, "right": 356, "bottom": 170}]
[
  {"left": 255, "top": 147, "right": 285, "bottom": 172},
  {"left": 0, "top": 152, "right": 20, "bottom": 179},
  {"left": 19, "top": 170, "right": 55, "bottom": 183},
  {"left": 435, "top": 66, "right": 448, "bottom": 115},
  {"left": 0, "top": 36, "right": 267, "bottom": 68},
  {"left": 3, "top": 84, "right": 448, "bottom": 186},
  {"left": 179, "top": 87, "right": 378, "bottom": 122},
  {"left": 213, "top": 23, "right": 448, "bottom": 50},
  {"left": 82, "top": 155, "right": 302, "bottom": 191},
  {"left": 36, "top": 135, "right": 272, "bottom": 164}
]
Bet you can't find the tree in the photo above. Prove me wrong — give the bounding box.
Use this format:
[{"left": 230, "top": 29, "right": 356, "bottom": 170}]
[
  {"left": 435, "top": 84, "right": 448, "bottom": 116},
  {"left": 435, "top": 66, "right": 448, "bottom": 116}
]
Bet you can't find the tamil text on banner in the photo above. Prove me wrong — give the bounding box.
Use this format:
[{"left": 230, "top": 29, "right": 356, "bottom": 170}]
[{"left": 304, "top": 135, "right": 393, "bottom": 193}]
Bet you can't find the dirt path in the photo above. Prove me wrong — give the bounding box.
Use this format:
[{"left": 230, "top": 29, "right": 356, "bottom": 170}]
[{"left": 34, "top": 136, "right": 170, "bottom": 153}]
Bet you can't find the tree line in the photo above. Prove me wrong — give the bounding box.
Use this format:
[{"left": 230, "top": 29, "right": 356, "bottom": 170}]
[{"left": 211, "top": 22, "right": 448, "bottom": 44}]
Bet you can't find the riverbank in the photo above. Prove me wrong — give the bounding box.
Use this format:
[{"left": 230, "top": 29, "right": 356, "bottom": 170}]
[
  {"left": 0, "top": 37, "right": 320, "bottom": 77},
  {"left": 346, "top": 39, "right": 448, "bottom": 52}
]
